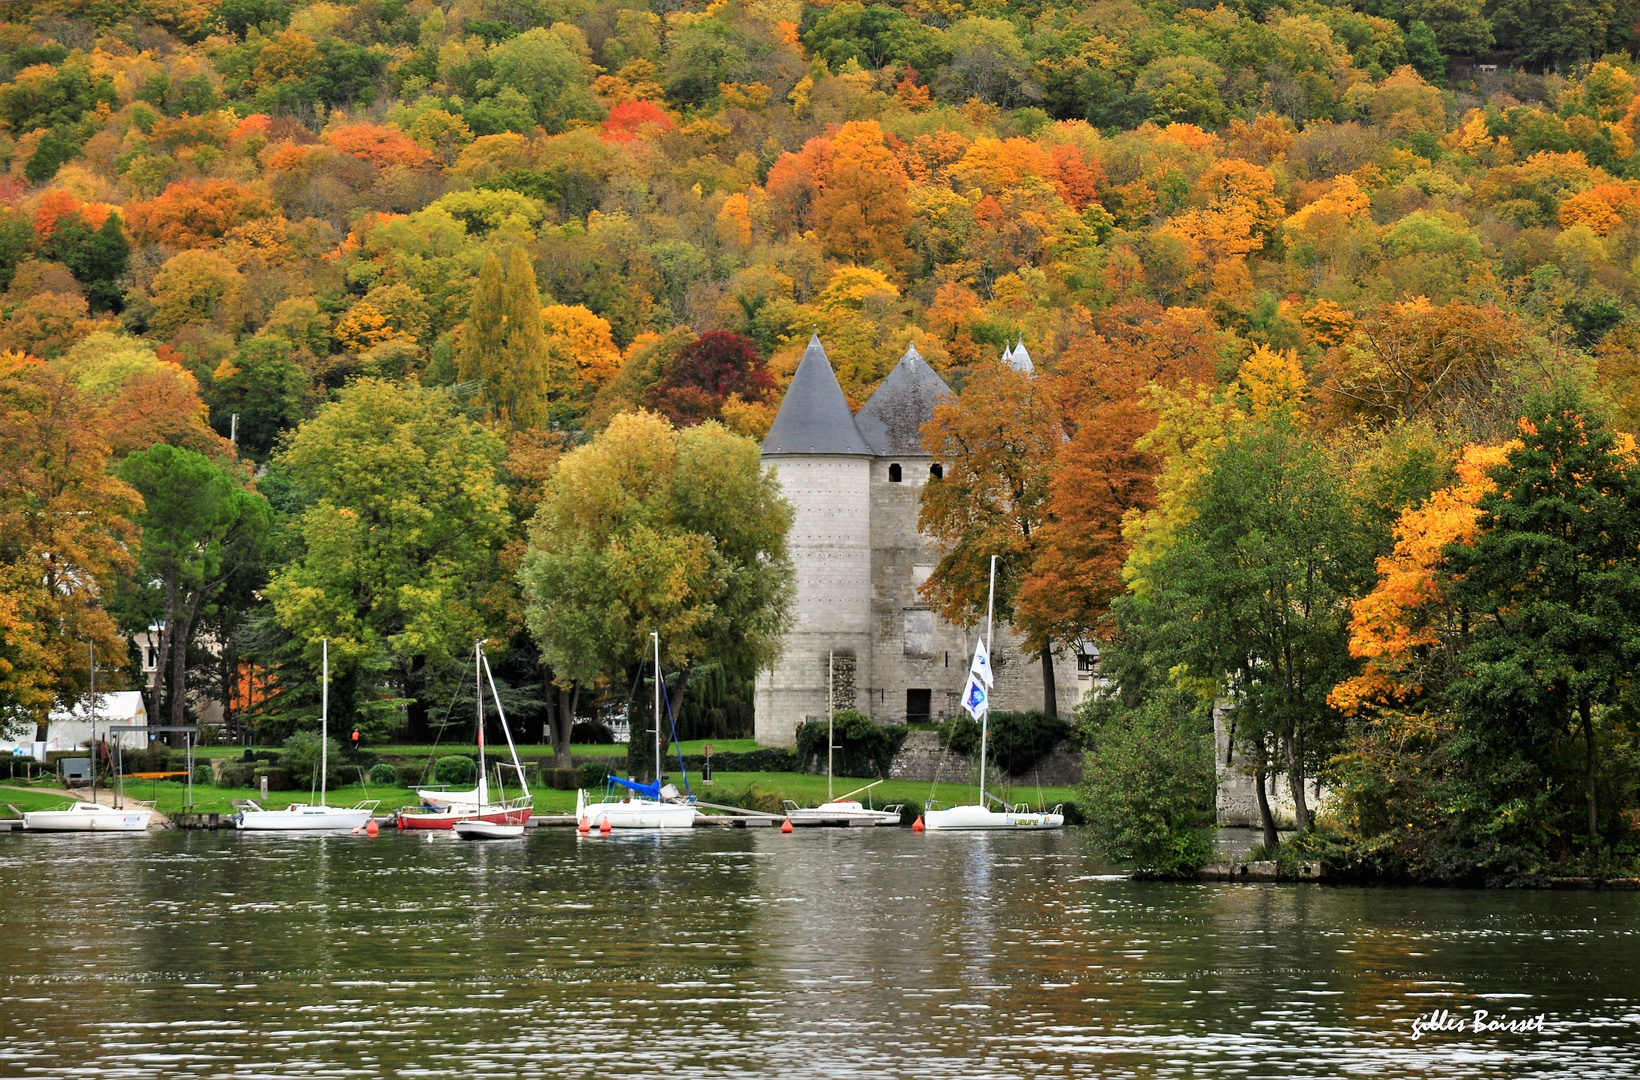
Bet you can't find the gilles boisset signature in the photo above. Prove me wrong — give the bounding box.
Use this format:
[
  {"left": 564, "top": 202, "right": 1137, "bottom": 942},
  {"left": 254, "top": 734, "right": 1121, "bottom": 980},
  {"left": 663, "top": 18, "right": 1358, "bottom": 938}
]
[{"left": 1410, "top": 1008, "right": 1548, "bottom": 1040}]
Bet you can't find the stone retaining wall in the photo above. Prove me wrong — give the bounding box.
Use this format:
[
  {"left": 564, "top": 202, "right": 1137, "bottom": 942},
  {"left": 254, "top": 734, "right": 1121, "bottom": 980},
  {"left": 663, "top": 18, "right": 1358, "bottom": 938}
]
[{"left": 885, "top": 730, "right": 1082, "bottom": 786}]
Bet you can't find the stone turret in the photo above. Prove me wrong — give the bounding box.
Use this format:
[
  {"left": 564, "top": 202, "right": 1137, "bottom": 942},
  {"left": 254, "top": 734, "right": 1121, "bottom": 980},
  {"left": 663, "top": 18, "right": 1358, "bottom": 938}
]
[{"left": 755, "top": 335, "right": 874, "bottom": 745}]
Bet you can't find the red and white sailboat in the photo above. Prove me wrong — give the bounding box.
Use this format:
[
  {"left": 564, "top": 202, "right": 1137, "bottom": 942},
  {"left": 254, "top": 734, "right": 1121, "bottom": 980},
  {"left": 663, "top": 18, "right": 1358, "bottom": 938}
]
[{"left": 396, "top": 642, "right": 533, "bottom": 831}]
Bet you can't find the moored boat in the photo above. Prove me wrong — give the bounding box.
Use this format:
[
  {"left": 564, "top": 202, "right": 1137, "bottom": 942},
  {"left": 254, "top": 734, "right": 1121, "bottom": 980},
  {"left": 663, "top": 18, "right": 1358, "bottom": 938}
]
[
  {"left": 237, "top": 639, "right": 378, "bottom": 833},
  {"left": 576, "top": 632, "right": 698, "bottom": 830},
  {"left": 22, "top": 802, "right": 154, "bottom": 832},
  {"left": 454, "top": 818, "right": 525, "bottom": 840},
  {"left": 397, "top": 640, "right": 534, "bottom": 831},
  {"left": 921, "top": 556, "right": 1062, "bottom": 833}
]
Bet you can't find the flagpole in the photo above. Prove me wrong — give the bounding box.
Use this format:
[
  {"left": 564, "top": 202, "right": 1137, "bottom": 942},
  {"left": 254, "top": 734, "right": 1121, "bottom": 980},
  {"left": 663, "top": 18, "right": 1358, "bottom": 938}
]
[{"left": 979, "top": 555, "right": 996, "bottom": 806}]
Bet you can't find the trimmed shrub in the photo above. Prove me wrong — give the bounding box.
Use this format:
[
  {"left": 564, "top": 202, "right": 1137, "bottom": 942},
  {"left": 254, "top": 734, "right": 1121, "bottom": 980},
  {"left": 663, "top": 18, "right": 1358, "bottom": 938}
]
[
  {"left": 218, "top": 761, "right": 255, "bottom": 788},
  {"left": 434, "top": 755, "right": 477, "bottom": 785},
  {"left": 192, "top": 764, "right": 214, "bottom": 786},
  {"left": 367, "top": 762, "right": 398, "bottom": 785},
  {"left": 396, "top": 763, "right": 423, "bottom": 786},
  {"left": 545, "top": 767, "right": 583, "bottom": 790},
  {"left": 939, "top": 711, "right": 1071, "bottom": 776},
  {"left": 580, "top": 761, "right": 612, "bottom": 787},
  {"left": 796, "top": 710, "right": 908, "bottom": 778}
]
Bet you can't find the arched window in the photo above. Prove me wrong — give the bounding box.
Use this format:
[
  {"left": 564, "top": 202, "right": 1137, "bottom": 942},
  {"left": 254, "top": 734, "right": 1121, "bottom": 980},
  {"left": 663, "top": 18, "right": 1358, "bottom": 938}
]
[
  {"left": 929, "top": 463, "right": 943, "bottom": 480},
  {"left": 888, "top": 463, "right": 902, "bottom": 483}
]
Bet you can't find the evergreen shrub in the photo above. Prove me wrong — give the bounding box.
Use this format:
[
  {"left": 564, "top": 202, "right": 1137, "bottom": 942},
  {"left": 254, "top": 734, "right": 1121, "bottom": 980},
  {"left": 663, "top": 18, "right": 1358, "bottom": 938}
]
[
  {"left": 796, "top": 710, "right": 908, "bottom": 777},
  {"left": 367, "top": 762, "right": 397, "bottom": 785},
  {"left": 434, "top": 754, "right": 477, "bottom": 785},
  {"left": 191, "top": 764, "right": 214, "bottom": 786}
]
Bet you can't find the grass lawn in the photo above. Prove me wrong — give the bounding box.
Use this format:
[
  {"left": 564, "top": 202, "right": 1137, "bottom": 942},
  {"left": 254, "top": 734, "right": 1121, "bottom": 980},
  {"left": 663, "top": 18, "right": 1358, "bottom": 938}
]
[
  {"left": 0, "top": 779, "right": 585, "bottom": 817},
  {"left": 683, "top": 771, "right": 1076, "bottom": 813},
  {"left": 191, "top": 739, "right": 765, "bottom": 761}
]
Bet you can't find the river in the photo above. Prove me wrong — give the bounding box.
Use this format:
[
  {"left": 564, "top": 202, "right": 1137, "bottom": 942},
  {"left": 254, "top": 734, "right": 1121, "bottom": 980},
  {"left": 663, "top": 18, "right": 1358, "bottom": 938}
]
[{"left": 0, "top": 828, "right": 1636, "bottom": 1078}]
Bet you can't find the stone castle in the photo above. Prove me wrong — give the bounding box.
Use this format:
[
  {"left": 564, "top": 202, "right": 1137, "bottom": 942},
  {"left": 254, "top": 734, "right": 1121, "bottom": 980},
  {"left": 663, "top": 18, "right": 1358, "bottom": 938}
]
[{"left": 753, "top": 334, "right": 1084, "bottom": 747}]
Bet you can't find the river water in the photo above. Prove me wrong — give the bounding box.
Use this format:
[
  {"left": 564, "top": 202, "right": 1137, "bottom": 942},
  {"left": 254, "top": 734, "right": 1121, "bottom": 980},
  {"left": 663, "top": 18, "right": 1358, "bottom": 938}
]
[{"left": 1, "top": 828, "right": 1637, "bottom": 1079}]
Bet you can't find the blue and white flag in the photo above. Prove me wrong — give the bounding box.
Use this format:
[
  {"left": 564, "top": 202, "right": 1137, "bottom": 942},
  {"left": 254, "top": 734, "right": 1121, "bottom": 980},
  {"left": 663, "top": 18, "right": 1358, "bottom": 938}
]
[
  {"left": 961, "top": 673, "right": 989, "bottom": 720},
  {"left": 969, "top": 636, "right": 993, "bottom": 688}
]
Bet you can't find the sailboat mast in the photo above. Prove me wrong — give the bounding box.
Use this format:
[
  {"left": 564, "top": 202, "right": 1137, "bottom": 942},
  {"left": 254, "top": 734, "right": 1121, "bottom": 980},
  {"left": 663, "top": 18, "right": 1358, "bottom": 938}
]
[
  {"left": 320, "top": 638, "right": 328, "bottom": 807},
  {"left": 828, "top": 649, "right": 834, "bottom": 802},
  {"left": 979, "top": 555, "right": 996, "bottom": 805},
  {"left": 475, "top": 640, "right": 488, "bottom": 806},
  {"left": 652, "top": 632, "right": 661, "bottom": 787},
  {"left": 88, "top": 643, "right": 96, "bottom": 805}
]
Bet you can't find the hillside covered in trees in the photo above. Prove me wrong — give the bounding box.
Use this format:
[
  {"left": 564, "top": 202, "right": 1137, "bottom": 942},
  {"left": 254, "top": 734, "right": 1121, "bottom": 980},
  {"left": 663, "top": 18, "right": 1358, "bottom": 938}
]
[{"left": 3, "top": 0, "right": 1640, "bottom": 877}]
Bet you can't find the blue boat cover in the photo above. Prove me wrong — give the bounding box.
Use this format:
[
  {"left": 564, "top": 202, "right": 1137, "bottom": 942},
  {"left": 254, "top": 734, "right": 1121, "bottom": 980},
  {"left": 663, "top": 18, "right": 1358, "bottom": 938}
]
[{"left": 608, "top": 776, "right": 662, "bottom": 800}]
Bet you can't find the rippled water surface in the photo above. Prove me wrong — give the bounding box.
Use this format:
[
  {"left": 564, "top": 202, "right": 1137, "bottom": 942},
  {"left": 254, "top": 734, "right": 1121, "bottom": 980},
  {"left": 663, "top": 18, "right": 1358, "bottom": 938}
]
[{"left": 2, "top": 828, "right": 1638, "bottom": 1078}]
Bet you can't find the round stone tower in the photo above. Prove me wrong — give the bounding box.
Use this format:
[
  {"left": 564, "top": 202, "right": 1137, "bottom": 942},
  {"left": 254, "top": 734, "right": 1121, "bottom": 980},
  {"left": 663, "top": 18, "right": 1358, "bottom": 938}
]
[{"left": 755, "top": 334, "right": 874, "bottom": 747}]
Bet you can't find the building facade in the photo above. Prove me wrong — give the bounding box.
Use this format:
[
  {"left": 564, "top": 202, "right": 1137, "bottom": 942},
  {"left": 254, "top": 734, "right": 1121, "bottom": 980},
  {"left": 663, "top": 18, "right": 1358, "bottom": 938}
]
[{"left": 753, "top": 335, "right": 1082, "bottom": 747}]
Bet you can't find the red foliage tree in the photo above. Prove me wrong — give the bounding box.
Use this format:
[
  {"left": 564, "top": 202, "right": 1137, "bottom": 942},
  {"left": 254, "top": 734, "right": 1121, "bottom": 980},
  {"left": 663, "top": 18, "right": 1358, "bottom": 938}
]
[
  {"left": 648, "top": 331, "right": 772, "bottom": 427},
  {"left": 601, "top": 100, "right": 674, "bottom": 143}
]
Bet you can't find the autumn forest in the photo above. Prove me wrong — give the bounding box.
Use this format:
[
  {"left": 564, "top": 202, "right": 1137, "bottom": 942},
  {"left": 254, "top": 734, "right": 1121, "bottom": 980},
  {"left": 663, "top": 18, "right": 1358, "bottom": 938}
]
[{"left": 3, "top": 0, "right": 1640, "bottom": 880}]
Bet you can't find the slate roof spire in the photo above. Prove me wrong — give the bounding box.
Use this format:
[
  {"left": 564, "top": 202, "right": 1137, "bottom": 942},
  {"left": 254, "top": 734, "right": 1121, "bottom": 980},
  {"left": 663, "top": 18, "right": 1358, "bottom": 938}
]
[
  {"left": 761, "top": 333, "right": 873, "bottom": 455},
  {"left": 1006, "top": 334, "right": 1034, "bottom": 373},
  {"left": 855, "top": 340, "right": 953, "bottom": 456}
]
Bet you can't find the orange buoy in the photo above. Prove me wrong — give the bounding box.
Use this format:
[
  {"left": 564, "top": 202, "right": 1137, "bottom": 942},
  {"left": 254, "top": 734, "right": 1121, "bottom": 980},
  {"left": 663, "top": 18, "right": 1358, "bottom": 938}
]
[
  {"left": 577, "top": 816, "right": 590, "bottom": 834},
  {"left": 365, "top": 818, "right": 379, "bottom": 837},
  {"left": 780, "top": 817, "right": 793, "bottom": 833},
  {"left": 912, "top": 815, "right": 924, "bottom": 832},
  {"left": 599, "top": 817, "right": 612, "bottom": 834}
]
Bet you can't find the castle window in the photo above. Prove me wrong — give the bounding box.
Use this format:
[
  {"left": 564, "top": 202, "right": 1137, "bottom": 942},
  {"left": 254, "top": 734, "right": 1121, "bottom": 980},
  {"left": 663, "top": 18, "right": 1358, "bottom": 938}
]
[
  {"left": 929, "top": 463, "right": 943, "bottom": 479},
  {"left": 888, "top": 463, "right": 902, "bottom": 483}
]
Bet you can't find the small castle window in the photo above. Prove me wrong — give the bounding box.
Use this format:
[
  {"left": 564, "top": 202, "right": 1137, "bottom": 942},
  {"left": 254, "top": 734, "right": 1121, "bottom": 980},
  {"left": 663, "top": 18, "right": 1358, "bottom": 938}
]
[
  {"left": 888, "top": 463, "right": 902, "bottom": 483},
  {"left": 929, "top": 463, "right": 943, "bottom": 479}
]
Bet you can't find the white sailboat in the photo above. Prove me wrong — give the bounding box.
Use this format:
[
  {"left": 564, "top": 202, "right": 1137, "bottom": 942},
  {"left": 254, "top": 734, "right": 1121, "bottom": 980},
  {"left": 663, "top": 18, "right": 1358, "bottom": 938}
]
[
  {"left": 783, "top": 650, "right": 903, "bottom": 827},
  {"left": 576, "top": 632, "right": 698, "bottom": 830},
  {"left": 237, "top": 640, "right": 376, "bottom": 832},
  {"left": 923, "top": 556, "right": 1063, "bottom": 831},
  {"left": 23, "top": 802, "right": 154, "bottom": 832}
]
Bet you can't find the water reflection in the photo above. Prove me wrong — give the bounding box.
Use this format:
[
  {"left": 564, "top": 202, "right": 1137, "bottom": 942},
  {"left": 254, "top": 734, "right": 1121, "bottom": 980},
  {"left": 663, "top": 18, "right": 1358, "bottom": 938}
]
[{"left": 0, "top": 829, "right": 1636, "bottom": 1078}]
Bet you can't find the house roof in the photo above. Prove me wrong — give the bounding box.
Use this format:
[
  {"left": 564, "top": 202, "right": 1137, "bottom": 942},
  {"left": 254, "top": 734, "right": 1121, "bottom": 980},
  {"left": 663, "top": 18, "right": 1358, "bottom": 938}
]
[
  {"left": 762, "top": 333, "right": 873, "bottom": 456},
  {"left": 855, "top": 342, "right": 953, "bottom": 456}
]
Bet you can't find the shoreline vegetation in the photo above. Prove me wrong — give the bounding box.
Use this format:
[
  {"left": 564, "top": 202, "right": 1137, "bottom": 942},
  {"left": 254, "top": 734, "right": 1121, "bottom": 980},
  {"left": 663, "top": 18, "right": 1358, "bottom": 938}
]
[{"left": 6, "top": 2, "right": 1640, "bottom": 893}]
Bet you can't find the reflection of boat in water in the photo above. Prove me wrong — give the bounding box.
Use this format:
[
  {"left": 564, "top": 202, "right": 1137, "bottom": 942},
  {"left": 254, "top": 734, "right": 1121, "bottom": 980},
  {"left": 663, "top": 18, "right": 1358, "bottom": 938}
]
[
  {"left": 454, "top": 818, "right": 524, "bottom": 840},
  {"left": 239, "top": 640, "right": 378, "bottom": 832},
  {"left": 23, "top": 802, "right": 154, "bottom": 832},
  {"left": 923, "top": 556, "right": 1063, "bottom": 832},
  {"left": 576, "top": 632, "right": 698, "bottom": 830},
  {"left": 397, "top": 641, "right": 534, "bottom": 831}
]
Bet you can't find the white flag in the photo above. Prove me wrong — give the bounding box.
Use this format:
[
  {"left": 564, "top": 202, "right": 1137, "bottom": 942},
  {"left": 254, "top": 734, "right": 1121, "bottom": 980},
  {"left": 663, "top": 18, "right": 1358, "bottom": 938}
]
[
  {"left": 969, "top": 636, "right": 993, "bottom": 688},
  {"left": 961, "top": 673, "right": 989, "bottom": 720}
]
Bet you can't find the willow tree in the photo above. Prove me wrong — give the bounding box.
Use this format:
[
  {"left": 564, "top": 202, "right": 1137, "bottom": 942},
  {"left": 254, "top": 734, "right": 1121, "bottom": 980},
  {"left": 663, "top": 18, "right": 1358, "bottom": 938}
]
[
  {"left": 519, "top": 411, "right": 794, "bottom": 780},
  {"left": 458, "top": 247, "right": 548, "bottom": 428}
]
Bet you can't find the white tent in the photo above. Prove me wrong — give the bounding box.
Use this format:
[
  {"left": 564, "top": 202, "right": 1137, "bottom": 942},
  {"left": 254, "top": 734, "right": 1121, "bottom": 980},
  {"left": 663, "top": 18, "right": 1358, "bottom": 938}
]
[{"left": 0, "top": 692, "right": 149, "bottom": 760}]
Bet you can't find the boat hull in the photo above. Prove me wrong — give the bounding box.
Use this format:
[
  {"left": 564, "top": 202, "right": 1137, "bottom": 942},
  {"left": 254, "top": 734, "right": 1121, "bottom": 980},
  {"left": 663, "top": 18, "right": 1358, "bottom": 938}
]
[
  {"left": 577, "top": 790, "right": 697, "bottom": 829},
  {"left": 22, "top": 804, "right": 153, "bottom": 832},
  {"left": 454, "top": 820, "right": 525, "bottom": 840},
  {"left": 396, "top": 805, "right": 532, "bottom": 830},
  {"left": 237, "top": 806, "right": 374, "bottom": 832},
  {"left": 784, "top": 801, "right": 903, "bottom": 827},
  {"left": 922, "top": 805, "right": 1064, "bottom": 831}
]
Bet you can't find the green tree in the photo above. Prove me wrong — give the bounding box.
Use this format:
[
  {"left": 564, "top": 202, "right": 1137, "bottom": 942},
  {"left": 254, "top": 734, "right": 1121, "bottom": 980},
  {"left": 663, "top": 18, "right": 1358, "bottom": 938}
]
[
  {"left": 519, "top": 410, "right": 794, "bottom": 780},
  {"left": 208, "top": 336, "right": 309, "bottom": 462},
  {"left": 486, "top": 29, "right": 599, "bottom": 133},
  {"left": 1447, "top": 388, "right": 1640, "bottom": 843},
  {"left": 40, "top": 211, "right": 129, "bottom": 313},
  {"left": 1077, "top": 687, "right": 1217, "bottom": 878},
  {"left": 1130, "top": 412, "right": 1364, "bottom": 840},
  {"left": 458, "top": 248, "right": 549, "bottom": 428},
  {"left": 264, "top": 379, "right": 513, "bottom": 738},
  {"left": 115, "top": 444, "right": 273, "bottom": 728}
]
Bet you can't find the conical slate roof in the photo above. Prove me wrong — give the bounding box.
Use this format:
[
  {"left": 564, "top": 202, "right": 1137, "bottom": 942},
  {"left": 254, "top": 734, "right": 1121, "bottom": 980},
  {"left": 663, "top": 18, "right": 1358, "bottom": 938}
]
[
  {"left": 855, "top": 342, "right": 953, "bottom": 456},
  {"left": 762, "top": 333, "right": 873, "bottom": 456}
]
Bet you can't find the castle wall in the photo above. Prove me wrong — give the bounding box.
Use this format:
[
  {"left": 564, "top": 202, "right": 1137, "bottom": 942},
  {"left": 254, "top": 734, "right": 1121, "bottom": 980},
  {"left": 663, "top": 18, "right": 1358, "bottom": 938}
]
[{"left": 755, "top": 454, "right": 874, "bottom": 747}]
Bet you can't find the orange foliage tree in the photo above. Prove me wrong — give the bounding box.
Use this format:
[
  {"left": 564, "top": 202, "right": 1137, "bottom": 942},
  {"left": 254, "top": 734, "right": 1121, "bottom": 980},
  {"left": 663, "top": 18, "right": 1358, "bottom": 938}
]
[
  {"left": 125, "top": 179, "right": 278, "bottom": 248},
  {"left": 0, "top": 354, "right": 139, "bottom": 729}
]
